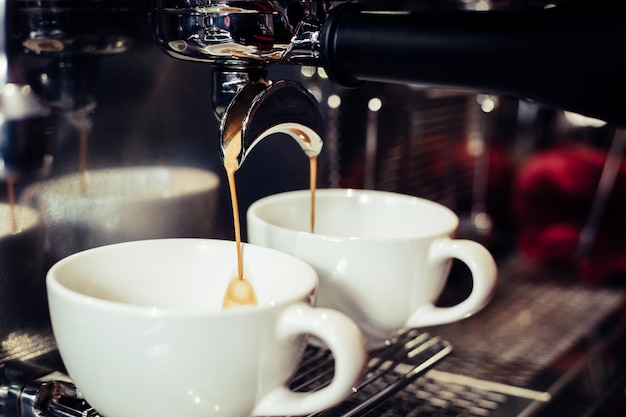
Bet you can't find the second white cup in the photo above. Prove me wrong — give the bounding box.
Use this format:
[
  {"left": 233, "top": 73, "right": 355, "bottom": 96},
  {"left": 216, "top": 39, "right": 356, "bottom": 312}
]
[
  {"left": 247, "top": 188, "right": 498, "bottom": 348},
  {"left": 21, "top": 166, "right": 220, "bottom": 264}
]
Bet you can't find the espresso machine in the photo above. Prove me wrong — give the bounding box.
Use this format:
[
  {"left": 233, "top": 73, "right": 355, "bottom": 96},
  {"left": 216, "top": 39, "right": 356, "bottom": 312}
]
[{"left": 2, "top": 1, "right": 626, "bottom": 416}]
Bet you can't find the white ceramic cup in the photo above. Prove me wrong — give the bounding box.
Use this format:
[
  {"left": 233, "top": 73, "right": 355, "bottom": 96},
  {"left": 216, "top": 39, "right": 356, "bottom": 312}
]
[
  {"left": 20, "top": 166, "right": 220, "bottom": 264},
  {"left": 247, "top": 189, "right": 498, "bottom": 348},
  {"left": 47, "top": 238, "right": 366, "bottom": 417}
]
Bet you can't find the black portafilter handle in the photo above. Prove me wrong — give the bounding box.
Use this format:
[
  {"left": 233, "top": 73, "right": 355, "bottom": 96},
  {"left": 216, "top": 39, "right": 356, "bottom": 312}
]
[{"left": 320, "top": 2, "right": 626, "bottom": 126}]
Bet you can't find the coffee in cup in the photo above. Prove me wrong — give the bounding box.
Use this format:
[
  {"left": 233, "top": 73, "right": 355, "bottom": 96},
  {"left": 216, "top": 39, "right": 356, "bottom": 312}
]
[
  {"left": 247, "top": 188, "right": 498, "bottom": 348},
  {"left": 46, "top": 238, "right": 366, "bottom": 417}
]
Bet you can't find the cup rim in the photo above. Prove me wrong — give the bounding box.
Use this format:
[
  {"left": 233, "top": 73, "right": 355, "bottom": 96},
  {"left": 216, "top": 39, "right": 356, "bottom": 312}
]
[
  {"left": 46, "top": 238, "right": 319, "bottom": 318},
  {"left": 0, "top": 203, "right": 41, "bottom": 236},
  {"left": 21, "top": 165, "right": 220, "bottom": 203},
  {"left": 247, "top": 188, "right": 460, "bottom": 241}
]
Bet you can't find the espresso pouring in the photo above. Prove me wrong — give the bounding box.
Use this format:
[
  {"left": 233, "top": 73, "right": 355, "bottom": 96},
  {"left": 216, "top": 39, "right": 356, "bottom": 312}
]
[
  {"left": 221, "top": 129, "right": 319, "bottom": 308},
  {"left": 222, "top": 131, "right": 258, "bottom": 308}
]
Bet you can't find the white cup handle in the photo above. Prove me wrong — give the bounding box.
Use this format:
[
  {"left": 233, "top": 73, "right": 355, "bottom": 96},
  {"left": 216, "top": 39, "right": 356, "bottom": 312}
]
[
  {"left": 405, "top": 238, "right": 498, "bottom": 328},
  {"left": 252, "top": 303, "right": 367, "bottom": 416}
]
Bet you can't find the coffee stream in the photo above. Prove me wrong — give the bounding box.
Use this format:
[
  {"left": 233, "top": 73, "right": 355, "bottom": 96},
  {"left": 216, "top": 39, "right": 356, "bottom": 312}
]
[
  {"left": 222, "top": 130, "right": 318, "bottom": 309},
  {"left": 309, "top": 156, "right": 317, "bottom": 234},
  {"left": 79, "top": 131, "right": 89, "bottom": 197},
  {"left": 222, "top": 131, "right": 258, "bottom": 308},
  {"left": 7, "top": 176, "right": 18, "bottom": 234}
]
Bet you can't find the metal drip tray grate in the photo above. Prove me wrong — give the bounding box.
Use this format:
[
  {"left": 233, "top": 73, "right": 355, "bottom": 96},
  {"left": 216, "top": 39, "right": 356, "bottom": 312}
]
[
  {"left": 0, "top": 331, "right": 452, "bottom": 417},
  {"left": 425, "top": 255, "right": 626, "bottom": 389},
  {"left": 349, "top": 373, "right": 510, "bottom": 417},
  {"left": 287, "top": 330, "right": 453, "bottom": 417}
]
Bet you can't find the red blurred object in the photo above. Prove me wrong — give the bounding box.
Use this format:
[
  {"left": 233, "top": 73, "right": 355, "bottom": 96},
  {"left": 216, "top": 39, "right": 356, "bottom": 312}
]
[{"left": 513, "top": 143, "right": 626, "bottom": 284}]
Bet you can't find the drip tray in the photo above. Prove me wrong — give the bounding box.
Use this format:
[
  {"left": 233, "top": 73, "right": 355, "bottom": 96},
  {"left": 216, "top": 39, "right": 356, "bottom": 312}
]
[
  {"left": 0, "top": 331, "right": 452, "bottom": 417},
  {"left": 290, "top": 331, "right": 453, "bottom": 417}
]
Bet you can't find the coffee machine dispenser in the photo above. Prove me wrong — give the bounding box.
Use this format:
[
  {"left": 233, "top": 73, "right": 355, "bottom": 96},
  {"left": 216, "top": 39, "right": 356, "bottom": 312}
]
[{"left": 152, "top": 0, "right": 626, "bottom": 127}]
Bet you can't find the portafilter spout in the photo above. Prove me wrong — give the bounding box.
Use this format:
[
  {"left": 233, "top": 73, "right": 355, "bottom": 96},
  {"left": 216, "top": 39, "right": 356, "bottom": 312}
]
[{"left": 219, "top": 80, "right": 323, "bottom": 170}]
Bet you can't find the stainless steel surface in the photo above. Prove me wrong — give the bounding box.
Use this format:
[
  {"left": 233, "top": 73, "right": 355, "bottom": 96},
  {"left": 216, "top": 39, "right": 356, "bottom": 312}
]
[
  {"left": 152, "top": 0, "right": 329, "bottom": 124},
  {"left": 152, "top": 1, "right": 326, "bottom": 68},
  {"left": 0, "top": 330, "right": 56, "bottom": 365},
  {"left": 14, "top": 0, "right": 149, "bottom": 178},
  {"left": 0, "top": 358, "right": 98, "bottom": 417},
  {"left": 299, "top": 331, "right": 453, "bottom": 417},
  {"left": 427, "top": 255, "right": 626, "bottom": 390}
]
